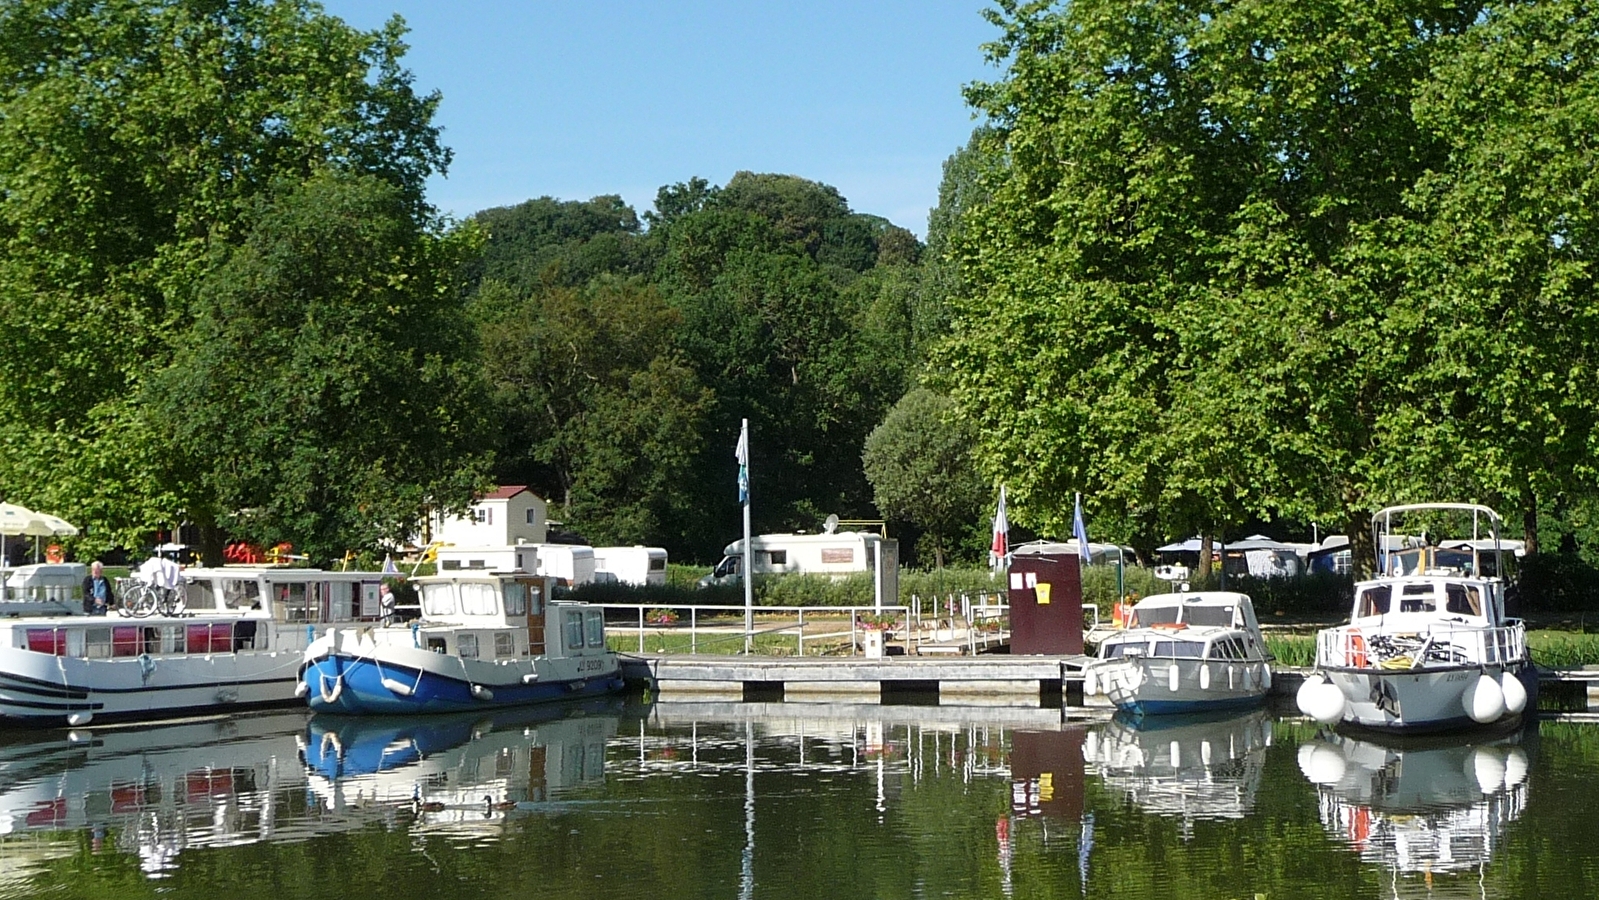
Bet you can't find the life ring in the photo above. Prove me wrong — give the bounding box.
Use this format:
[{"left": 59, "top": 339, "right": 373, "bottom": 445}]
[
  {"left": 45, "top": 545, "right": 64, "bottom": 564},
  {"left": 1346, "top": 631, "right": 1368, "bottom": 668}
]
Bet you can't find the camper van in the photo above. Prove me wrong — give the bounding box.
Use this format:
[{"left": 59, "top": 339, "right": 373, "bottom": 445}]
[
  {"left": 592, "top": 546, "right": 668, "bottom": 587},
  {"left": 700, "top": 532, "right": 885, "bottom": 586}
]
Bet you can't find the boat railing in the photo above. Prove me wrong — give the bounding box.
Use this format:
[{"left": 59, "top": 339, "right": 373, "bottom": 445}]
[{"left": 1316, "top": 622, "right": 1526, "bottom": 669}]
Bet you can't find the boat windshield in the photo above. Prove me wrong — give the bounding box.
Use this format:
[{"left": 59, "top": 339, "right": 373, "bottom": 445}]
[
  {"left": 1136, "top": 605, "right": 1181, "bottom": 626},
  {"left": 1151, "top": 640, "right": 1206, "bottom": 658},
  {"left": 459, "top": 582, "right": 499, "bottom": 616},
  {"left": 1356, "top": 586, "right": 1390, "bottom": 617},
  {"left": 1184, "top": 605, "right": 1235, "bottom": 628},
  {"left": 420, "top": 583, "right": 456, "bottom": 617}
]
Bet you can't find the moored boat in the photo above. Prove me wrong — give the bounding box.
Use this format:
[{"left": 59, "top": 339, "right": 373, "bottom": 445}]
[
  {"left": 0, "top": 566, "right": 392, "bottom": 727},
  {"left": 1296, "top": 503, "right": 1537, "bottom": 734},
  {"left": 299, "top": 570, "right": 624, "bottom": 715},
  {"left": 1083, "top": 591, "right": 1273, "bottom": 716}
]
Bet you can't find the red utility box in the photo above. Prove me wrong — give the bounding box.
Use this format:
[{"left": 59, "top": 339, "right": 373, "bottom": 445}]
[{"left": 1007, "top": 552, "right": 1083, "bottom": 655}]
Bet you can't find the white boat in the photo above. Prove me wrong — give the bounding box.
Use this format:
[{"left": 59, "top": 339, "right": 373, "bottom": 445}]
[
  {"left": 0, "top": 566, "right": 392, "bottom": 727},
  {"left": 300, "top": 570, "right": 625, "bottom": 715},
  {"left": 1084, "top": 709, "right": 1272, "bottom": 824},
  {"left": 1296, "top": 503, "right": 1537, "bottom": 733},
  {"left": 1297, "top": 730, "right": 1530, "bottom": 890},
  {"left": 1083, "top": 591, "right": 1273, "bottom": 716}
]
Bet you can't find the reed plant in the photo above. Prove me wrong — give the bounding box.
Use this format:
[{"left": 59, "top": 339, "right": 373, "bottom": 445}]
[{"left": 1263, "top": 634, "right": 1317, "bottom": 667}]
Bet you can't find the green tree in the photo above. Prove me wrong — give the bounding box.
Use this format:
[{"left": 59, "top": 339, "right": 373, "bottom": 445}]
[
  {"left": 863, "top": 389, "right": 987, "bottom": 567},
  {"left": 0, "top": 0, "right": 452, "bottom": 553},
  {"left": 145, "top": 172, "right": 489, "bottom": 561}
]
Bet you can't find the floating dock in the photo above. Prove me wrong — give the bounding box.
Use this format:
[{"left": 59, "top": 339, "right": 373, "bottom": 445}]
[{"left": 623, "top": 655, "right": 1598, "bottom": 708}]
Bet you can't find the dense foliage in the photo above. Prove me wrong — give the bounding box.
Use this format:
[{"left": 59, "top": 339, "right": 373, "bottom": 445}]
[{"left": 937, "top": 0, "right": 1599, "bottom": 574}]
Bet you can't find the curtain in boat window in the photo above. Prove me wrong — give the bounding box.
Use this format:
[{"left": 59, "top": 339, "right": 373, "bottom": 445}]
[
  {"left": 459, "top": 583, "right": 498, "bottom": 615},
  {"left": 420, "top": 583, "right": 456, "bottom": 617}
]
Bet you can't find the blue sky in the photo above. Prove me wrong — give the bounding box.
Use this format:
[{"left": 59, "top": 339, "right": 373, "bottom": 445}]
[{"left": 320, "top": 1, "right": 1001, "bottom": 236}]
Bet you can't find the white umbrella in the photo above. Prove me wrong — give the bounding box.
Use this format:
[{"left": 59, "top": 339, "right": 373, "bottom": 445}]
[
  {"left": 0, "top": 502, "right": 50, "bottom": 568},
  {"left": 36, "top": 513, "right": 78, "bottom": 536}
]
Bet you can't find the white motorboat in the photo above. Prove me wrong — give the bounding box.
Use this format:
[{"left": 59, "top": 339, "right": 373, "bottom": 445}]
[
  {"left": 0, "top": 566, "right": 392, "bottom": 727},
  {"left": 1296, "top": 503, "right": 1537, "bottom": 733},
  {"left": 299, "top": 570, "right": 624, "bottom": 715},
  {"left": 1083, "top": 591, "right": 1273, "bottom": 716},
  {"left": 1297, "top": 730, "right": 1531, "bottom": 889}
]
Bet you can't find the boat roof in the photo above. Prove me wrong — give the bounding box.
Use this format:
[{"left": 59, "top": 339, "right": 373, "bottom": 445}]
[{"left": 1133, "top": 590, "right": 1254, "bottom": 610}]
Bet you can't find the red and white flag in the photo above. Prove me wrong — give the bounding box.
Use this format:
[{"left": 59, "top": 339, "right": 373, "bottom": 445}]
[{"left": 990, "top": 486, "right": 1009, "bottom": 568}]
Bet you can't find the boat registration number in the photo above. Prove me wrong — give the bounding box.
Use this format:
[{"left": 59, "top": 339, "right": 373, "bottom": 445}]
[{"left": 581, "top": 658, "right": 608, "bottom": 672}]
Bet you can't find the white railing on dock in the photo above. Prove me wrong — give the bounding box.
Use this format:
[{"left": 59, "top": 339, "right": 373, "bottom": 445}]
[{"left": 595, "top": 594, "right": 1013, "bottom": 657}]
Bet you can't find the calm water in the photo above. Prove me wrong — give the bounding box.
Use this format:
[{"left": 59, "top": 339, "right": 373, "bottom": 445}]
[{"left": 1, "top": 697, "right": 1595, "bottom": 900}]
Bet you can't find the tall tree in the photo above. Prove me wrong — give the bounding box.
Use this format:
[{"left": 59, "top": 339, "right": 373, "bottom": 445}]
[
  {"left": 863, "top": 389, "right": 987, "bottom": 567},
  {"left": 0, "top": 0, "right": 454, "bottom": 552},
  {"left": 145, "top": 173, "right": 490, "bottom": 561}
]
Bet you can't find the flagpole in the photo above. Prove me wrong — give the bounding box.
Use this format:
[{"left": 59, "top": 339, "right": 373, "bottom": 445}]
[{"left": 739, "top": 419, "right": 753, "bottom": 655}]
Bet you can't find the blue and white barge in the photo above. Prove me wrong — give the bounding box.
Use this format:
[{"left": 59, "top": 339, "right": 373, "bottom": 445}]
[{"left": 300, "top": 570, "right": 623, "bottom": 715}]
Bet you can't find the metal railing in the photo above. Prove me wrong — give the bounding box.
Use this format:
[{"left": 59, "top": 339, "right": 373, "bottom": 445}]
[{"left": 595, "top": 593, "right": 1017, "bottom": 657}]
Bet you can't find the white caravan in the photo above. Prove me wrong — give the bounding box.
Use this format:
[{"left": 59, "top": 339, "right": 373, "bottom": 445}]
[
  {"left": 592, "top": 546, "right": 668, "bottom": 586},
  {"left": 435, "top": 543, "right": 595, "bottom": 586},
  {"left": 702, "top": 532, "right": 885, "bottom": 586}
]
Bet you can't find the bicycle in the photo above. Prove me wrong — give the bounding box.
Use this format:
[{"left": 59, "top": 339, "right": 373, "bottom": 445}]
[{"left": 118, "top": 582, "right": 187, "bottom": 618}]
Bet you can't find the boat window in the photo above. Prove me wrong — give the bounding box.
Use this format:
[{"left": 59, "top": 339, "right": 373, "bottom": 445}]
[
  {"left": 1399, "top": 584, "right": 1436, "bottom": 613},
  {"left": 503, "top": 582, "right": 527, "bottom": 616},
  {"left": 586, "top": 610, "right": 605, "bottom": 647},
  {"left": 419, "top": 583, "right": 457, "bottom": 617},
  {"left": 1356, "top": 587, "right": 1390, "bottom": 617},
  {"left": 495, "top": 632, "right": 515, "bottom": 657},
  {"left": 274, "top": 583, "right": 312, "bottom": 622},
  {"left": 457, "top": 633, "right": 479, "bottom": 659},
  {"left": 1233, "top": 637, "right": 1252, "bottom": 659},
  {"left": 1151, "top": 640, "right": 1205, "bottom": 658},
  {"left": 459, "top": 582, "right": 499, "bottom": 616},
  {"left": 1185, "top": 606, "right": 1233, "bottom": 627},
  {"left": 85, "top": 627, "right": 112, "bottom": 659},
  {"left": 564, "top": 611, "right": 584, "bottom": 651},
  {"left": 220, "top": 579, "right": 260, "bottom": 609},
  {"left": 1139, "top": 606, "right": 1181, "bottom": 626},
  {"left": 183, "top": 580, "right": 217, "bottom": 611},
  {"left": 1101, "top": 642, "right": 1128, "bottom": 658},
  {"left": 1389, "top": 549, "right": 1422, "bottom": 576},
  {"left": 1445, "top": 584, "right": 1482, "bottom": 616},
  {"left": 1434, "top": 548, "right": 1472, "bottom": 574}
]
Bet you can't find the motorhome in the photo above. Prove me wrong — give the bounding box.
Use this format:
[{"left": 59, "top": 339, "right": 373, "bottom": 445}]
[
  {"left": 701, "top": 532, "right": 886, "bottom": 586},
  {"left": 592, "top": 546, "right": 668, "bottom": 587}
]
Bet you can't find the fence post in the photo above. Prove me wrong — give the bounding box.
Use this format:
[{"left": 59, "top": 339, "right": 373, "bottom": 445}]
[
  {"left": 690, "top": 607, "right": 698, "bottom": 655},
  {"left": 798, "top": 608, "right": 805, "bottom": 657},
  {"left": 637, "top": 606, "right": 645, "bottom": 654}
]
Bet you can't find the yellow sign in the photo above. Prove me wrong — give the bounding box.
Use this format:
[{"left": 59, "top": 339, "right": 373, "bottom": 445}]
[{"left": 1036, "top": 582, "right": 1052, "bottom": 605}]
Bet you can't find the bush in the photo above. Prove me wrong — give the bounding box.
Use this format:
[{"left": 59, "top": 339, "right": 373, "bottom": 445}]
[
  {"left": 1515, "top": 553, "right": 1599, "bottom": 613},
  {"left": 1178, "top": 571, "right": 1354, "bottom": 617}
]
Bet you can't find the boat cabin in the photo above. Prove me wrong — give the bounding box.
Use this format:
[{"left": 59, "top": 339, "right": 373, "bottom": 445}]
[
  {"left": 1100, "top": 591, "right": 1266, "bottom": 662},
  {"left": 1351, "top": 577, "right": 1504, "bottom": 625},
  {"left": 406, "top": 572, "right": 607, "bottom": 662}
]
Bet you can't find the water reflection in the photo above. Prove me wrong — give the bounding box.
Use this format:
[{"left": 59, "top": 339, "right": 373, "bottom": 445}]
[
  {"left": 1085, "top": 709, "right": 1272, "bottom": 826},
  {"left": 1297, "top": 728, "right": 1533, "bottom": 895},
  {"left": 0, "top": 697, "right": 628, "bottom": 885}
]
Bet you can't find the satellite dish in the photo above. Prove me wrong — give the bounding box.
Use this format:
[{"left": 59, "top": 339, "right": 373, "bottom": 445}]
[{"left": 823, "top": 514, "right": 840, "bottom": 534}]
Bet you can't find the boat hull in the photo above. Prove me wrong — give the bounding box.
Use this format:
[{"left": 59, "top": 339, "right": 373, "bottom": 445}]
[
  {"left": 1320, "top": 662, "right": 1538, "bottom": 734},
  {"left": 302, "top": 650, "right": 624, "bottom": 715},
  {"left": 1086, "top": 656, "right": 1270, "bottom": 717},
  {"left": 0, "top": 640, "right": 302, "bottom": 726}
]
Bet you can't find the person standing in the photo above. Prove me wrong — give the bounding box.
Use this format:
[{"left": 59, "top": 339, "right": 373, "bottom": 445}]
[{"left": 82, "top": 561, "right": 116, "bottom": 615}]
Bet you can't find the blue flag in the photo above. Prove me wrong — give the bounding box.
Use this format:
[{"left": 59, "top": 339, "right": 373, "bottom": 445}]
[{"left": 1073, "top": 493, "right": 1091, "bottom": 565}]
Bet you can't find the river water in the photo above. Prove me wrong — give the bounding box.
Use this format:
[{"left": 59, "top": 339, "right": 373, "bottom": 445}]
[{"left": 0, "top": 697, "right": 1593, "bottom": 900}]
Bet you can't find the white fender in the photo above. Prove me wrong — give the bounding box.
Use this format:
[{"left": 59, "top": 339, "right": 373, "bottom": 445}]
[
  {"left": 381, "top": 676, "right": 415, "bottom": 697},
  {"left": 1169, "top": 741, "right": 1181, "bottom": 768},
  {"left": 1084, "top": 669, "right": 1098, "bottom": 695},
  {"left": 294, "top": 681, "right": 310, "bottom": 699},
  {"left": 318, "top": 674, "right": 342, "bottom": 705},
  {"left": 67, "top": 712, "right": 93, "bottom": 727},
  {"left": 470, "top": 684, "right": 495, "bottom": 701},
  {"left": 1296, "top": 674, "right": 1346, "bottom": 725},
  {"left": 1466, "top": 674, "right": 1506, "bottom": 724},
  {"left": 1262, "top": 666, "right": 1272, "bottom": 691},
  {"left": 1199, "top": 664, "right": 1211, "bottom": 691},
  {"left": 1500, "top": 671, "right": 1528, "bottom": 715},
  {"left": 1168, "top": 663, "right": 1181, "bottom": 692}
]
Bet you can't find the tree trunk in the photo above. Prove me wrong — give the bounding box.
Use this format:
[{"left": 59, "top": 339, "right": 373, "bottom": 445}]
[
  {"left": 1348, "top": 509, "right": 1375, "bottom": 579},
  {"left": 197, "top": 520, "right": 227, "bottom": 568},
  {"left": 1522, "top": 490, "right": 1539, "bottom": 556},
  {"left": 1197, "top": 534, "right": 1213, "bottom": 580}
]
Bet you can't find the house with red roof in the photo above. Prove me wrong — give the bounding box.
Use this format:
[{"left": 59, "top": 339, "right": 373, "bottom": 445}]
[{"left": 431, "top": 485, "right": 549, "bottom": 549}]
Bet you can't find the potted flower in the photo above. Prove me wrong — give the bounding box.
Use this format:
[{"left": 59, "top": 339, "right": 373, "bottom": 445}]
[
  {"left": 856, "top": 613, "right": 899, "bottom": 658},
  {"left": 646, "top": 607, "right": 679, "bottom": 626}
]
